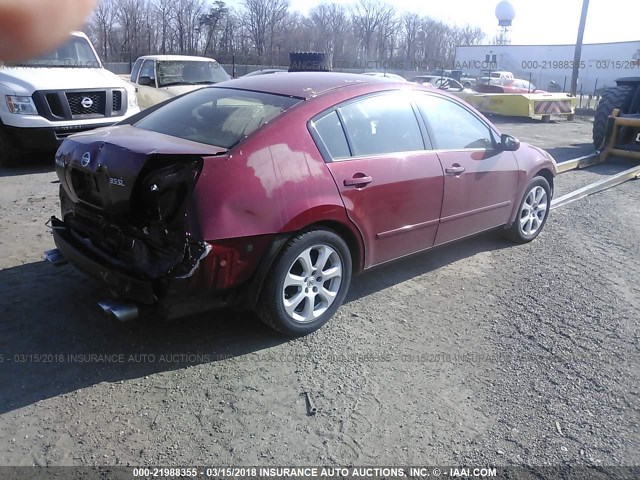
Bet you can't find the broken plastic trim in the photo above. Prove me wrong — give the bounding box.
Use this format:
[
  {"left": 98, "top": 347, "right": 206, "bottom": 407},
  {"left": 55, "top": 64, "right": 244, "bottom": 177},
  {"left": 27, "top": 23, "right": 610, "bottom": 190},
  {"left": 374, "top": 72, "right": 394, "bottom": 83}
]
[
  {"left": 175, "top": 242, "right": 212, "bottom": 279},
  {"left": 61, "top": 155, "right": 211, "bottom": 281}
]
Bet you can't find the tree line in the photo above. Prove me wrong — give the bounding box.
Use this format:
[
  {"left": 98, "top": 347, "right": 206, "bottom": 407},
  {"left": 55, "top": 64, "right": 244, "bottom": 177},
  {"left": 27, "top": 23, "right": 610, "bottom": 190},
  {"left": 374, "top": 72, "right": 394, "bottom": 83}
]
[{"left": 88, "top": 0, "right": 486, "bottom": 71}]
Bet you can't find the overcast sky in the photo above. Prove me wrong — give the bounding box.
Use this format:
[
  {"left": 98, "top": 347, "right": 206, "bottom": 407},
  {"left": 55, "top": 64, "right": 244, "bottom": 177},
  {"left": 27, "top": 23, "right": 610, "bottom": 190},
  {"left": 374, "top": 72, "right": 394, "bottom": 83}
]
[{"left": 273, "top": 0, "right": 639, "bottom": 45}]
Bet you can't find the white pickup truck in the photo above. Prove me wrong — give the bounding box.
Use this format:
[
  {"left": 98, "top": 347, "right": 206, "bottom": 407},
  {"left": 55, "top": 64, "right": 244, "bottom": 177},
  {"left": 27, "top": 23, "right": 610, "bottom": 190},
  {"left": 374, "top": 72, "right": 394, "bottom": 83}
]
[
  {"left": 0, "top": 32, "right": 139, "bottom": 167},
  {"left": 127, "top": 55, "right": 231, "bottom": 109}
]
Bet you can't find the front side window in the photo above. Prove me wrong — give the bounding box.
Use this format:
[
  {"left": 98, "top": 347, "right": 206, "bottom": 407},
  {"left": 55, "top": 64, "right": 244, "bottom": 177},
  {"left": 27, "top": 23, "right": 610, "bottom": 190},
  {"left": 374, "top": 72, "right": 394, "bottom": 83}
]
[
  {"left": 130, "top": 59, "right": 143, "bottom": 82},
  {"left": 156, "top": 61, "right": 230, "bottom": 87},
  {"left": 338, "top": 94, "right": 424, "bottom": 156},
  {"left": 416, "top": 95, "right": 494, "bottom": 150},
  {"left": 135, "top": 88, "right": 302, "bottom": 149},
  {"left": 139, "top": 59, "right": 156, "bottom": 85}
]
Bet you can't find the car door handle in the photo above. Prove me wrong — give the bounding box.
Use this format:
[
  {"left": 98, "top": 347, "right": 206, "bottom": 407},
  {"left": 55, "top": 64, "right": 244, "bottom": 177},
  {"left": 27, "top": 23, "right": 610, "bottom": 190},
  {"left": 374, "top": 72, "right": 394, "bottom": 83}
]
[
  {"left": 344, "top": 176, "right": 373, "bottom": 187},
  {"left": 445, "top": 166, "right": 465, "bottom": 175}
]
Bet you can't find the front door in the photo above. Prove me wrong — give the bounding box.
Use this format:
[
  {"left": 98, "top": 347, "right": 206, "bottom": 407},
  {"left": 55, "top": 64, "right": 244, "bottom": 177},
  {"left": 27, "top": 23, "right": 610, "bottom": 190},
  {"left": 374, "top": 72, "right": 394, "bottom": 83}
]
[{"left": 414, "top": 93, "right": 519, "bottom": 246}]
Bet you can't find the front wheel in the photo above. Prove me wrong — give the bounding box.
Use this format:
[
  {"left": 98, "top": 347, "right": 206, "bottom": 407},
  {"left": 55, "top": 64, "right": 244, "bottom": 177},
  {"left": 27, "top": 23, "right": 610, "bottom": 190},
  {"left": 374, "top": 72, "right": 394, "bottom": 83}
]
[
  {"left": 257, "top": 229, "right": 352, "bottom": 336},
  {"left": 505, "top": 177, "right": 551, "bottom": 244}
]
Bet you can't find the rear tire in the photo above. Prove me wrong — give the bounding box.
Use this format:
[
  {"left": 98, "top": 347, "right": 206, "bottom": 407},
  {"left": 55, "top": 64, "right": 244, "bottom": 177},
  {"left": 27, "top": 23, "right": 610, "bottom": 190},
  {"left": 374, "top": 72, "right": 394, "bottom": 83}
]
[
  {"left": 0, "top": 127, "right": 19, "bottom": 167},
  {"left": 592, "top": 85, "right": 633, "bottom": 149},
  {"left": 257, "top": 228, "right": 352, "bottom": 336},
  {"left": 505, "top": 177, "right": 551, "bottom": 244}
]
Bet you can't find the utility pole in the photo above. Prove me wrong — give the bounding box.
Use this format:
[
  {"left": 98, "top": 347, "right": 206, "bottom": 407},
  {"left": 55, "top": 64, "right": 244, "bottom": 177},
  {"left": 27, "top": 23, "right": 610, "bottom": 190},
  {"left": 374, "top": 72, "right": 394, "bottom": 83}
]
[{"left": 570, "top": 0, "right": 590, "bottom": 96}]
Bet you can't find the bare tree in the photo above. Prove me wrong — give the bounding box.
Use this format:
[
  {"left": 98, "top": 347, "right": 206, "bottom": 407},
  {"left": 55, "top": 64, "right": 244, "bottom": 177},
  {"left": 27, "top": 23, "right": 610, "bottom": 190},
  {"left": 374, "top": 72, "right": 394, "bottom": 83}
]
[
  {"left": 308, "top": 3, "right": 349, "bottom": 58},
  {"left": 173, "top": 0, "right": 204, "bottom": 54},
  {"left": 401, "top": 13, "right": 420, "bottom": 64},
  {"left": 200, "top": 1, "right": 228, "bottom": 56},
  {"left": 457, "top": 25, "right": 485, "bottom": 46},
  {"left": 351, "top": 0, "right": 395, "bottom": 60},
  {"left": 116, "top": 0, "right": 146, "bottom": 62},
  {"left": 154, "top": 0, "right": 174, "bottom": 54},
  {"left": 242, "top": 0, "right": 289, "bottom": 61},
  {"left": 92, "top": 0, "right": 117, "bottom": 60},
  {"left": 86, "top": 0, "right": 485, "bottom": 70}
]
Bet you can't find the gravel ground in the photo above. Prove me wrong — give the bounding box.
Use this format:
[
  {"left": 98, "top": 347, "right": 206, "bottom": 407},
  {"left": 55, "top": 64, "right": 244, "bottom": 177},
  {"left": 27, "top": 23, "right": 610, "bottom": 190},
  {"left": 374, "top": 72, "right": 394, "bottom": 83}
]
[{"left": 0, "top": 115, "right": 638, "bottom": 472}]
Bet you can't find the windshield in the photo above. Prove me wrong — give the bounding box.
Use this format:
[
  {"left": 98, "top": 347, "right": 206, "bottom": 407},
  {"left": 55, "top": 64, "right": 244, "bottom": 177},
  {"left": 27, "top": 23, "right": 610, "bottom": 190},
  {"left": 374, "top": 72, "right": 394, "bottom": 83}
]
[
  {"left": 8, "top": 36, "right": 100, "bottom": 68},
  {"left": 157, "top": 60, "right": 230, "bottom": 87},
  {"left": 135, "top": 88, "right": 302, "bottom": 149}
]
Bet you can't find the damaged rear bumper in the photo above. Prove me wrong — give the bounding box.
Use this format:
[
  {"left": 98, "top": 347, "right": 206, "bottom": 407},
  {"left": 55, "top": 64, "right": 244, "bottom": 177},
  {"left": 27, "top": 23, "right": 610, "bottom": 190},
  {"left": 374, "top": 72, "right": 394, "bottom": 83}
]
[
  {"left": 50, "top": 217, "right": 158, "bottom": 304},
  {"left": 48, "top": 217, "right": 238, "bottom": 318}
]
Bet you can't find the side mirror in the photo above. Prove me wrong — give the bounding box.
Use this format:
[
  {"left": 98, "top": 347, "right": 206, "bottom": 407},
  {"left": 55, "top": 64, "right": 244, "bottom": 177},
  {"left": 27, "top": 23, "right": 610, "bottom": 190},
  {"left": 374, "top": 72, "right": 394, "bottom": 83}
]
[
  {"left": 500, "top": 133, "right": 520, "bottom": 151},
  {"left": 138, "top": 76, "right": 154, "bottom": 87}
]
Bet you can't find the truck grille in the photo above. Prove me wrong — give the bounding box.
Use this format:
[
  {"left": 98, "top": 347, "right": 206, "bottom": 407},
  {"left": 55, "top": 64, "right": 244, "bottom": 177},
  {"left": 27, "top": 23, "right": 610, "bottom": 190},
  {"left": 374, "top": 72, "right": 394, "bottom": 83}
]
[
  {"left": 66, "top": 92, "right": 106, "bottom": 116},
  {"left": 112, "top": 91, "right": 123, "bottom": 113},
  {"left": 33, "top": 89, "right": 127, "bottom": 121}
]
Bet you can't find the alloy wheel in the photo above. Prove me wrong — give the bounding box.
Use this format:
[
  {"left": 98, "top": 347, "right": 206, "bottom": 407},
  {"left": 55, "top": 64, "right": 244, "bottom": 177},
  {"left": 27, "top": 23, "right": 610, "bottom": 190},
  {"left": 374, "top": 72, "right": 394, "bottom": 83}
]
[
  {"left": 282, "top": 244, "right": 343, "bottom": 323},
  {"left": 519, "top": 185, "right": 548, "bottom": 236}
]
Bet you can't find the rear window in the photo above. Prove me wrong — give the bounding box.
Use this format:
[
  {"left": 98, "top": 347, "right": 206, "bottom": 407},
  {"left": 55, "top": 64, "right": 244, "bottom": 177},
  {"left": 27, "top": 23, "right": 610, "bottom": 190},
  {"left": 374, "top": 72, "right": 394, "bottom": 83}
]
[{"left": 135, "top": 88, "right": 302, "bottom": 149}]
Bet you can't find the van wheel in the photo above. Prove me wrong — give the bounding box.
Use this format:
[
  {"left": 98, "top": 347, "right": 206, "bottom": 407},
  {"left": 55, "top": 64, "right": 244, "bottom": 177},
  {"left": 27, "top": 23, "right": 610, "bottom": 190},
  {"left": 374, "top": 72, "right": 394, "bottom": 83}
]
[
  {"left": 257, "top": 228, "right": 352, "bottom": 336},
  {"left": 0, "top": 127, "right": 19, "bottom": 167}
]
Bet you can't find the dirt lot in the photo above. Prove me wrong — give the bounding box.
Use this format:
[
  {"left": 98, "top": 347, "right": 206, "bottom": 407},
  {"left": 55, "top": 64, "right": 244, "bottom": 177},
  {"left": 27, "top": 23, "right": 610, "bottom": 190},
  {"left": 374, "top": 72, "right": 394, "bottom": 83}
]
[{"left": 0, "top": 115, "right": 638, "bottom": 471}]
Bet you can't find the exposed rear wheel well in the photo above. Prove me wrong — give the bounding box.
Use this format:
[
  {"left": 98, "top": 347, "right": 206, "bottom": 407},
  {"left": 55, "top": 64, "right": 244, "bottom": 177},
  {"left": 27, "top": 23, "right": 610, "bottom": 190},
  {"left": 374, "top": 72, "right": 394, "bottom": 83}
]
[{"left": 247, "top": 220, "right": 364, "bottom": 309}]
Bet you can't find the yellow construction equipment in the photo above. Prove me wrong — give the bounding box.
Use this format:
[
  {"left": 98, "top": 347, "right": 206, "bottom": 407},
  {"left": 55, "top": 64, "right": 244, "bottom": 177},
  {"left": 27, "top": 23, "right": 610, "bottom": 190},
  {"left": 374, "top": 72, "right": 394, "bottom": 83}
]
[
  {"left": 454, "top": 91, "right": 577, "bottom": 121},
  {"left": 551, "top": 105, "right": 640, "bottom": 209},
  {"left": 452, "top": 77, "right": 640, "bottom": 207}
]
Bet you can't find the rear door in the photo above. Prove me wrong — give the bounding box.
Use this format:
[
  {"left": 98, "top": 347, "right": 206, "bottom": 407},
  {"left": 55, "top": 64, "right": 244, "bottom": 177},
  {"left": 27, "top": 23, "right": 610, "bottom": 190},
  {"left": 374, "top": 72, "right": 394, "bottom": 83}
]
[
  {"left": 414, "top": 93, "right": 519, "bottom": 246},
  {"left": 310, "top": 92, "right": 444, "bottom": 268}
]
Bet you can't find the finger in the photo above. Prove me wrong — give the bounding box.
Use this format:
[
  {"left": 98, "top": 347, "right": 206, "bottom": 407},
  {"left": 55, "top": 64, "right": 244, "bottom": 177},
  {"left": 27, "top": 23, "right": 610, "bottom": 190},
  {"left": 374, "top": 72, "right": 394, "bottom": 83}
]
[{"left": 0, "top": 0, "right": 97, "bottom": 62}]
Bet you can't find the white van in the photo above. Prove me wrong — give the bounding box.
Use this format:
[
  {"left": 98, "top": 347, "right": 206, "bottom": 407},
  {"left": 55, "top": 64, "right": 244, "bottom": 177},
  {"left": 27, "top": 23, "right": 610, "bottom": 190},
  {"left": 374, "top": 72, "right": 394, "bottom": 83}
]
[{"left": 0, "top": 32, "right": 139, "bottom": 166}]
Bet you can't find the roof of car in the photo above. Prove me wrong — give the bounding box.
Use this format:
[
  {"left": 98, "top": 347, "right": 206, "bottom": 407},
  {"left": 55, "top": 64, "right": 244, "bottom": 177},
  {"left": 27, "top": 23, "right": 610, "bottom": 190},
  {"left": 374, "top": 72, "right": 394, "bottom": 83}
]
[
  {"left": 136, "top": 55, "right": 219, "bottom": 62},
  {"left": 214, "top": 71, "right": 394, "bottom": 99}
]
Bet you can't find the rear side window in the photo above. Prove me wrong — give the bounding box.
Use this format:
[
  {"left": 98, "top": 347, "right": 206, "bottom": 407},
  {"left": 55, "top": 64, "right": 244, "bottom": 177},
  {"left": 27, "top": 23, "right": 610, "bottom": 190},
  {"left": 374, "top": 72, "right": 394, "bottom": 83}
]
[
  {"left": 135, "top": 88, "right": 302, "bottom": 149},
  {"left": 338, "top": 94, "right": 424, "bottom": 156},
  {"left": 415, "top": 94, "right": 494, "bottom": 150},
  {"left": 311, "top": 111, "right": 350, "bottom": 160}
]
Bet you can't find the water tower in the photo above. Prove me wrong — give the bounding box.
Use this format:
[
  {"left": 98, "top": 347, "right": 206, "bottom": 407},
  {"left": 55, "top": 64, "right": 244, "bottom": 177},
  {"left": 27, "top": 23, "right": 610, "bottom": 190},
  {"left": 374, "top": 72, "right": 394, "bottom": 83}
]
[{"left": 495, "top": 1, "right": 516, "bottom": 45}]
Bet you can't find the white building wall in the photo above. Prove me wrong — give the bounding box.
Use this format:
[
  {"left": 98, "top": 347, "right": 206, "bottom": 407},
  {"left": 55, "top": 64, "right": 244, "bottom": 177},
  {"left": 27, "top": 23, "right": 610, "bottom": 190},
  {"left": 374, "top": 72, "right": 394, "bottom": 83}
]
[{"left": 455, "top": 42, "right": 640, "bottom": 93}]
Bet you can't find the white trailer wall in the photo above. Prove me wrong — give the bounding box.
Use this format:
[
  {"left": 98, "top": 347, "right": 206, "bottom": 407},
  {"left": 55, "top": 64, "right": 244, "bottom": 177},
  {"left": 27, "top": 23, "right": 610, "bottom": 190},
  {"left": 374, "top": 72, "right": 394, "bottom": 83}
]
[{"left": 455, "top": 42, "right": 640, "bottom": 93}]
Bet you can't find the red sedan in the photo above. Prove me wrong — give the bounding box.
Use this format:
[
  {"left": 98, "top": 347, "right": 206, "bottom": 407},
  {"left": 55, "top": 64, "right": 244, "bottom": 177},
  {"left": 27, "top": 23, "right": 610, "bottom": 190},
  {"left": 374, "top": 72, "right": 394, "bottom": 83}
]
[{"left": 47, "top": 72, "right": 557, "bottom": 335}]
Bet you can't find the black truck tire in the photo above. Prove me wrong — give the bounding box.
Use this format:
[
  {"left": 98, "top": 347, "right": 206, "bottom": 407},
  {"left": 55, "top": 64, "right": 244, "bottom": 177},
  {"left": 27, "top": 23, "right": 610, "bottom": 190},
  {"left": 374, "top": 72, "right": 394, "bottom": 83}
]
[
  {"left": 288, "top": 52, "right": 332, "bottom": 72},
  {"left": 592, "top": 85, "right": 634, "bottom": 149}
]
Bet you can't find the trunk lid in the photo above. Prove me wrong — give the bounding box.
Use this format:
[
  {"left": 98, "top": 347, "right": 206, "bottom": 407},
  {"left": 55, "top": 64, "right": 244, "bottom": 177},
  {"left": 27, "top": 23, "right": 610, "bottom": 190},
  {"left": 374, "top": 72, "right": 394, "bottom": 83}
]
[{"left": 55, "top": 125, "right": 226, "bottom": 214}]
